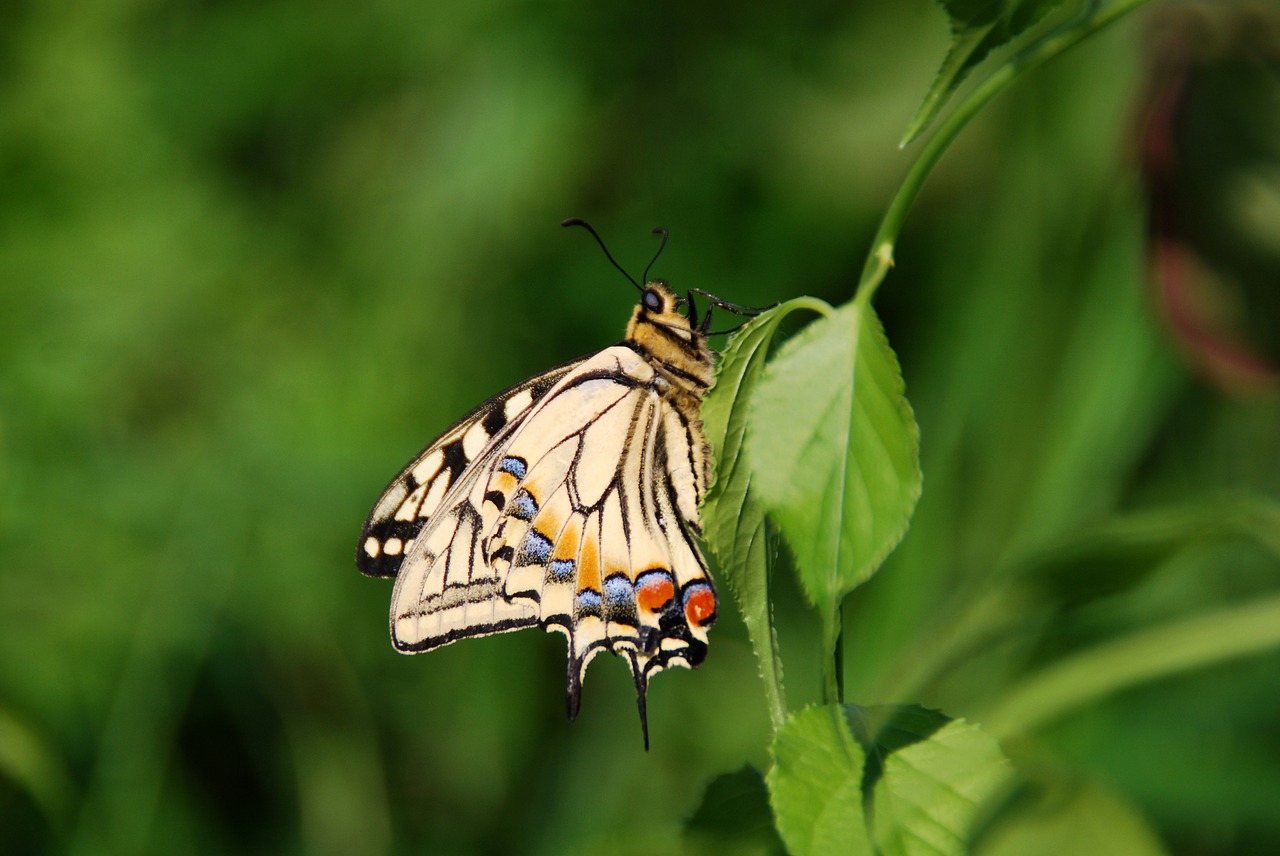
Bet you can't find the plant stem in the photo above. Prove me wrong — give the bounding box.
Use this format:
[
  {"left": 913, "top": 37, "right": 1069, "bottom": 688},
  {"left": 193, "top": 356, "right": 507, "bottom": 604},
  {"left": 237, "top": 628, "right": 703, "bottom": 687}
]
[
  {"left": 853, "top": 0, "right": 1157, "bottom": 306},
  {"left": 835, "top": 604, "right": 846, "bottom": 703},
  {"left": 822, "top": 608, "right": 843, "bottom": 706}
]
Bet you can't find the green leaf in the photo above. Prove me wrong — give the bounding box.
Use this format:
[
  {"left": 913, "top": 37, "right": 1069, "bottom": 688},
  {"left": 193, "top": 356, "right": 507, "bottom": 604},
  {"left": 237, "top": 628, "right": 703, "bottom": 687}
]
[
  {"left": 0, "top": 705, "right": 74, "bottom": 828},
  {"left": 684, "top": 765, "right": 788, "bottom": 856},
  {"left": 902, "top": 0, "right": 1063, "bottom": 145},
  {"left": 855, "top": 707, "right": 1012, "bottom": 856},
  {"left": 986, "top": 593, "right": 1280, "bottom": 737},
  {"left": 1018, "top": 494, "right": 1280, "bottom": 608},
  {"left": 703, "top": 297, "right": 830, "bottom": 731},
  {"left": 745, "top": 300, "right": 921, "bottom": 620},
  {"left": 768, "top": 706, "right": 870, "bottom": 856},
  {"left": 768, "top": 705, "right": 1011, "bottom": 856},
  {"left": 974, "top": 778, "right": 1168, "bottom": 856}
]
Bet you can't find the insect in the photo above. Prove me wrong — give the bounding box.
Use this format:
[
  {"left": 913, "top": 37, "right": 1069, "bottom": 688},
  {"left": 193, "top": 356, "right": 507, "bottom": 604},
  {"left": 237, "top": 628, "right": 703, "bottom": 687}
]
[{"left": 356, "top": 219, "right": 759, "bottom": 748}]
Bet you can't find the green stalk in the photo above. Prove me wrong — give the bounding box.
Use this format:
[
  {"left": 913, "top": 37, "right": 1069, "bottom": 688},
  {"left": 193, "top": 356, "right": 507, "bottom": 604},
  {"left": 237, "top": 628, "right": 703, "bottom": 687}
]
[
  {"left": 986, "top": 595, "right": 1280, "bottom": 737},
  {"left": 834, "top": 0, "right": 1155, "bottom": 715},
  {"left": 853, "top": 0, "right": 1157, "bottom": 307},
  {"left": 822, "top": 609, "right": 843, "bottom": 706}
]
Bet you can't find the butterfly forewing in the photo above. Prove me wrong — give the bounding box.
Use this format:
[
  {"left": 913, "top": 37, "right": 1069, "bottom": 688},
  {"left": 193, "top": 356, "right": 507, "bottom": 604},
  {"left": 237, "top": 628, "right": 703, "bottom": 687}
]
[{"left": 357, "top": 361, "right": 582, "bottom": 579}]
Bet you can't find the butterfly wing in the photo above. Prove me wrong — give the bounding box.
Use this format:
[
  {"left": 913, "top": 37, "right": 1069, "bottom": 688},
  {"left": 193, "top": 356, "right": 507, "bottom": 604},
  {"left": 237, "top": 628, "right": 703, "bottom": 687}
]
[
  {"left": 388, "top": 344, "right": 717, "bottom": 737},
  {"left": 357, "top": 359, "right": 584, "bottom": 579}
]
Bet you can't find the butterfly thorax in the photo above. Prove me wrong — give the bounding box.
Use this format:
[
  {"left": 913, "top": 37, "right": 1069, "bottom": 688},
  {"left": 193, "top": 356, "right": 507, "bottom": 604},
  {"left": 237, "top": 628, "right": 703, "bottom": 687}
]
[
  {"left": 624, "top": 281, "right": 714, "bottom": 413},
  {"left": 623, "top": 281, "right": 714, "bottom": 531}
]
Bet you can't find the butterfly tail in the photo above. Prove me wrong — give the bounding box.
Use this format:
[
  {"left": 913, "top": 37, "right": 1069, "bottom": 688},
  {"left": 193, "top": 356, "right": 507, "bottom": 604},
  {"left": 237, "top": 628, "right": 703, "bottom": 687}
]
[
  {"left": 566, "top": 654, "right": 582, "bottom": 721},
  {"left": 630, "top": 652, "right": 651, "bottom": 752}
]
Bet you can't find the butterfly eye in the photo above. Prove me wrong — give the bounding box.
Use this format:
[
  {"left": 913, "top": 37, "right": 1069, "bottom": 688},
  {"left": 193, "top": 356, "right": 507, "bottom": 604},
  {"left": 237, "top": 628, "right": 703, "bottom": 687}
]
[{"left": 642, "top": 288, "right": 663, "bottom": 312}]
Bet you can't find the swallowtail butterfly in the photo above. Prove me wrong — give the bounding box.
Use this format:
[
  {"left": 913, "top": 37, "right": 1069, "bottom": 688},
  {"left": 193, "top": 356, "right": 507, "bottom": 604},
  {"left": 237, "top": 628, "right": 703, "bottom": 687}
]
[{"left": 357, "top": 220, "right": 757, "bottom": 748}]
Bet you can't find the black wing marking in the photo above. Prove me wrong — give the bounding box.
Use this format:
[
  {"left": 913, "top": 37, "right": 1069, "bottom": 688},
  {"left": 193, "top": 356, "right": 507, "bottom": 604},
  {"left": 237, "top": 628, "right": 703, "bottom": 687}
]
[{"left": 356, "top": 358, "right": 584, "bottom": 578}]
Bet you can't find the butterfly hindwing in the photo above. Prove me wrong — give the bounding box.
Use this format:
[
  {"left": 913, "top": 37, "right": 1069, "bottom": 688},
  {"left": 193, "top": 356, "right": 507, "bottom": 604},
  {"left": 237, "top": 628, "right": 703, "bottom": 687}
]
[{"left": 357, "top": 360, "right": 582, "bottom": 579}]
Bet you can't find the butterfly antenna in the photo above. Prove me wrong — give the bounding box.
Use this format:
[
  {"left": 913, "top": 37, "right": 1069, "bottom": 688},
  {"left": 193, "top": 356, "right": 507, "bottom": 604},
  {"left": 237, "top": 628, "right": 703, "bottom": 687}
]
[
  {"left": 562, "top": 218, "right": 643, "bottom": 292},
  {"left": 643, "top": 227, "right": 669, "bottom": 285}
]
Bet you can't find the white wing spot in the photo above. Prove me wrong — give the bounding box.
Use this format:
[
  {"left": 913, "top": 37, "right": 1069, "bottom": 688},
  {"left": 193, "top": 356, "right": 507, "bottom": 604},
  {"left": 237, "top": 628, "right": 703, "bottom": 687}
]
[
  {"left": 363, "top": 537, "right": 380, "bottom": 558},
  {"left": 504, "top": 389, "right": 534, "bottom": 421},
  {"left": 385, "top": 537, "right": 403, "bottom": 556},
  {"left": 395, "top": 483, "right": 429, "bottom": 521},
  {"left": 463, "top": 421, "right": 490, "bottom": 460},
  {"left": 420, "top": 473, "right": 451, "bottom": 518},
  {"left": 412, "top": 449, "right": 444, "bottom": 485}
]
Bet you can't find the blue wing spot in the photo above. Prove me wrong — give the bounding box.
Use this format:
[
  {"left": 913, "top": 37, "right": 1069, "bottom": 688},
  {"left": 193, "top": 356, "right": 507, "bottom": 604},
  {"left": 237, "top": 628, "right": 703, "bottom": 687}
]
[
  {"left": 499, "top": 456, "right": 528, "bottom": 479},
  {"left": 575, "top": 588, "right": 603, "bottom": 618},
  {"left": 604, "top": 574, "right": 635, "bottom": 607},
  {"left": 510, "top": 489, "right": 538, "bottom": 521},
  {"left": 547, "top": 558, "right": 576, "bottom": 583},
  {"left": 515, "top": 529, "right": 552, "bottom": 567},
  {"left": 603, "top": 573, "right": 638, "bottom": 624}
]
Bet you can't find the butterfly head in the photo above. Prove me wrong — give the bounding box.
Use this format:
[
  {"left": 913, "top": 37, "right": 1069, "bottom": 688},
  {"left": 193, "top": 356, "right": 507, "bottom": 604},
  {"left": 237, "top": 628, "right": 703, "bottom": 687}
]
[
  {"left": 626, "top": 281, "right": 716, "bottom": 388},
  {"left": 633, "top": 281, "right": 688, "bottom": 329}
]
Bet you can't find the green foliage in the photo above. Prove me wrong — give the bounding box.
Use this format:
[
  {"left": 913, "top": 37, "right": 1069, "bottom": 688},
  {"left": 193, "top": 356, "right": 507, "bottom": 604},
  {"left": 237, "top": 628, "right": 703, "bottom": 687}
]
[
  {"left": 903, "top": 0, "right": 1063, "bottom": 144},
  {"left": 684, "top": 765, "right": 787, "bottom": 856},
  {"left": 766, "top": 705, "right": 1009, "bottom": 856},
  {"left": 745, "top": 300, "right": 921, "bottom": 620},
  {"left": 702, "top": 297, "right": 832, "bottom": 729},
  {"left": 973, "top": 777, "right": 1167, "bottom": 856},
  {"left": 767, "top": 706, "right": 869, "bottom": 856},
  {"left": 987, "top": 590, "right": 1280, "bottom": 737},
  {"left": 863, "top": 708, "right": 1009, "bottom": 856},
  {"left": 0, "top": 707, "right": 73, "bottom": 829}
]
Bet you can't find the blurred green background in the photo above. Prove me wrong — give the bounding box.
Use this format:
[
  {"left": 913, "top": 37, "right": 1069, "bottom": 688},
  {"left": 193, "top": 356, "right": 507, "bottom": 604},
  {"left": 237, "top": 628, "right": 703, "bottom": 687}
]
[{"left": 3, "top": 0, "right": 1279, "bottom": 854}]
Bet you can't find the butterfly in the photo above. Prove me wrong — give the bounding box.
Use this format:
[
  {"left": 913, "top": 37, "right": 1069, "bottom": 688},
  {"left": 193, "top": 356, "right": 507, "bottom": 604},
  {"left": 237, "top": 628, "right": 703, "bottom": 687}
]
[{"left": 356, "top": 219, "right": 759, "bottom": 748}]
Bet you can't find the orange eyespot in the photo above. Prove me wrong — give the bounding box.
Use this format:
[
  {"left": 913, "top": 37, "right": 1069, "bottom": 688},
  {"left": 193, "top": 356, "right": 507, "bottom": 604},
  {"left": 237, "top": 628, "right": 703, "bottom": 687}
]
[
  {"left": 683, "top": 584, "right": 717, "bottom": 627},
  {"left": 635, "top": 570, "right": 675, "bottom": 613}
]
